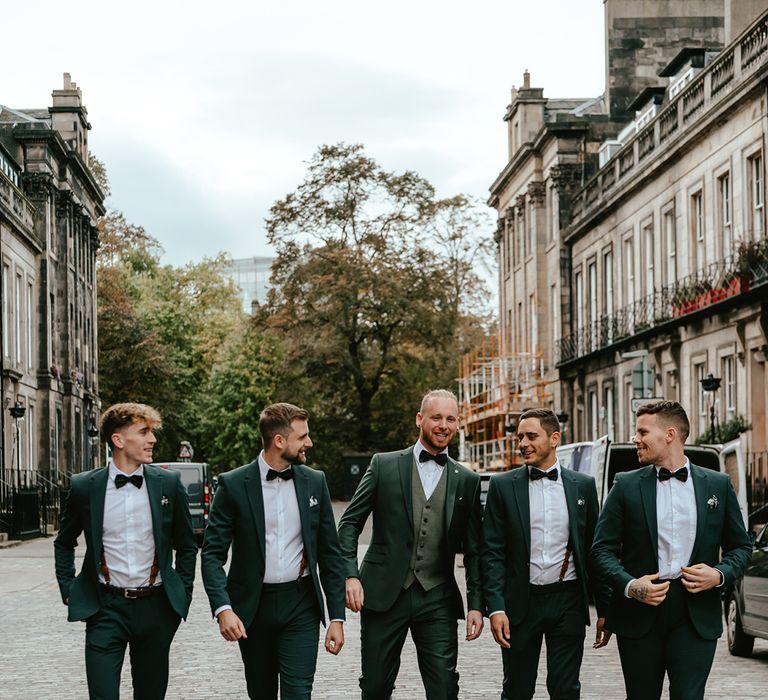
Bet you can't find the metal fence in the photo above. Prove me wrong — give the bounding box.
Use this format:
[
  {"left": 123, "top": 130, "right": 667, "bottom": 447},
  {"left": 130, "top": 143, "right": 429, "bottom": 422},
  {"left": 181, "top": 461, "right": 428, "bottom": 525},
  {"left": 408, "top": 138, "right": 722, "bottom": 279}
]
[
  {"left": 0, "top": 468, "right": 68, "bottom": 539},
  {"left": 747, "top": 451, "right": 768, "bottom": 526}
]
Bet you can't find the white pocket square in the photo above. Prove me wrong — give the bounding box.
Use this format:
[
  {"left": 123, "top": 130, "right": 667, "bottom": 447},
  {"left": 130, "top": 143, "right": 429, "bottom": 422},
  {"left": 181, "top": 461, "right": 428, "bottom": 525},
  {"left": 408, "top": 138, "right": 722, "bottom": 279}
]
[{"left": 309, "top": 496, "right": 318, "bottom": 507}]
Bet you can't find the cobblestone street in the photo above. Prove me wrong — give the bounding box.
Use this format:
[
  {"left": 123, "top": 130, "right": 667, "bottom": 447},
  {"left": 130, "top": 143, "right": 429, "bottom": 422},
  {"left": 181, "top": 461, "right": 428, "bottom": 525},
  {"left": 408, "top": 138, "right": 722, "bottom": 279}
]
[{"left": 1, "top": 504, "right": 766, "bottom": 699}]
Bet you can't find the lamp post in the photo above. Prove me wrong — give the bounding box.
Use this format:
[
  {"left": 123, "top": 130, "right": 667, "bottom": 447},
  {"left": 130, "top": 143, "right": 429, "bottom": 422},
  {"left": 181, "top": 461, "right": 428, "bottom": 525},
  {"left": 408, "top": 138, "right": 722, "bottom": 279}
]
[
  {"left": 699, "top": 373, "right": 722, "bottom": 443},
  {"left": 9, "top": 400, "right": 26, "bottom": 487}
]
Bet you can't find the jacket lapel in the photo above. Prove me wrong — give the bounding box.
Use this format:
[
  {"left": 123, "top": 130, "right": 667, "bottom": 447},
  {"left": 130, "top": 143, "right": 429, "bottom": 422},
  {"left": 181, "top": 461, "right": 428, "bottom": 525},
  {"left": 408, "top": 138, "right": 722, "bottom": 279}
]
[
  {"left": 561, "top": 468, "right": 579, "bottom": 552},
  {"left": 639, "top": 466, "right": 659, "bottom": 556},
  {"left": 512, "top": 469, "right": 531, "bottom": 558},
  {"left": 689, "top": 463, "right": 709, "bottom": 562},
  {"left": 143, "top": 467, "right": 163, "bottom": 555},
  {"left": 293, "top": 466, "right": 312, "bottom": 551},
  {"left": 244, "top": 461, "right": 266, "bottom": 559},
  {"left": 399, "top": 450, "right": 414, "bottom": 525},
  {"left": 89, "top": 468, "right": 109, "bottom": 571},
  {"left": 445, "top": 457, "right": 459, "bottom": 531}
]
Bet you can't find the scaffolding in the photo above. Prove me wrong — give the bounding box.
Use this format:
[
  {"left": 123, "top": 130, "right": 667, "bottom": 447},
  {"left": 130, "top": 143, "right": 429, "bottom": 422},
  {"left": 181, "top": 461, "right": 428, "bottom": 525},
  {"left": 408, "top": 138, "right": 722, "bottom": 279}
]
[{"left": 457, "top": 334, "right": 551, "bottom": 472}]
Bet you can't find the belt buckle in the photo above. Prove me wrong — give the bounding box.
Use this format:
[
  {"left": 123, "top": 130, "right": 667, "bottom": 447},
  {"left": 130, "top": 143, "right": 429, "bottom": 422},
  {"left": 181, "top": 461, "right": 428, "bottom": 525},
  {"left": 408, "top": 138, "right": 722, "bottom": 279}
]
[{"left": 123, "top": 588, "right": 140, "bottom": 599}]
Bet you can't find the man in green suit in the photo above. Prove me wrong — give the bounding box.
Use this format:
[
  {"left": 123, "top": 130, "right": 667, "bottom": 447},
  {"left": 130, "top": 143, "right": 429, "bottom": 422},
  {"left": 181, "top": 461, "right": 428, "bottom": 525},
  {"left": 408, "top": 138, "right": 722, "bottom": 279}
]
[
  {"left": 591, "top": 400, "right": 751, "bottom": 700},
  {"left": 482, "top": 408, "right": 610, "bottom": 700},
  {"left": 338, "top": 389, "right": 484, "bottom": 700},
  {"left": 54, "top": 403, "right": 197, "bottom": 700},
  {"left": 201, "top": 403, "right": 345, "bottom": 700}
]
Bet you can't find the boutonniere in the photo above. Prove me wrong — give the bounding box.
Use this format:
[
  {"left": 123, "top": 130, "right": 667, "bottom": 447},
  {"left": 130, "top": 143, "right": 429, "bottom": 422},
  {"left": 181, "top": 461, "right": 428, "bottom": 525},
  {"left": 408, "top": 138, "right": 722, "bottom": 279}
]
[
  {"left": 309, "top": 496, "right": 318, "bottom": 508},
  {"left": 577, "top": 498, "right": 585, "bottom": 507},
  {"left": 161, "top": 495, "right": 169, "bottom": 507},
  {"left": 707, "top": 494, "right": 719, "bottom": 510}
]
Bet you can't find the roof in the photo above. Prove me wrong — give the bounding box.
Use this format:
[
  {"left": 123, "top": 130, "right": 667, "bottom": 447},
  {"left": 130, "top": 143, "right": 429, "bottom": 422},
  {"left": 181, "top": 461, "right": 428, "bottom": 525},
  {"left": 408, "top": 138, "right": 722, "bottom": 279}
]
[
  {"left": 658, "top": 47, "right": 715, "bottom": 77},
  {"left": 627, "top": 87, "right": 667, "bottom": 112},
  {"left": 0, "top": 105, "right": 51, "bottom": 124}
]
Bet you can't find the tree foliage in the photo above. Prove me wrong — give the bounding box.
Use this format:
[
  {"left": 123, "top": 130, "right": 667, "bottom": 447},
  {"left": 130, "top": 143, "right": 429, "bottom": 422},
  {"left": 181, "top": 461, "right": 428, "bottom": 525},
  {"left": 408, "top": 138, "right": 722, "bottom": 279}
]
[{"left": 264, "top": 143, "right": 493, "bottom": 458}]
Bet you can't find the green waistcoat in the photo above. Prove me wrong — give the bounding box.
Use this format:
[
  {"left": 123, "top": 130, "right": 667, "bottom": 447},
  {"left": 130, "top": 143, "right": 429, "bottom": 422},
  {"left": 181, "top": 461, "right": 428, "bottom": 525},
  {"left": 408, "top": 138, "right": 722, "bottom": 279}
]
[{"left": 404, "top": 462, "right": 449, "bottom": 591}]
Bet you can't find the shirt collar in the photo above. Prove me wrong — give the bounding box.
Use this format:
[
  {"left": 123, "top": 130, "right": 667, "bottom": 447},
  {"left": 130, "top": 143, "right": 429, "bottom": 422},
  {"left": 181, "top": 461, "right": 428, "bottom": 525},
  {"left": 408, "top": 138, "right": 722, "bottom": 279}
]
[
  {"left": 258, "top": 451, "right": 293, "bottom": 481},
  {"left": 415, "top": 440, "right": 448, "bottom": 467},
  {"left": 108, "top": 461, "right": 145, "bottom": 481}
]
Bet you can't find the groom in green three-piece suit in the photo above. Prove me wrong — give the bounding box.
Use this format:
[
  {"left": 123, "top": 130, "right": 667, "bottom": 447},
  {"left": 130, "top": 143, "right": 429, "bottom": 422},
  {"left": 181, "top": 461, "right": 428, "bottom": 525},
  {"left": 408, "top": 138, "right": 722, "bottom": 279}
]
[
  {"left": 201, "top": 403, "right": 346, "bottom": 700},
  {"left": 591, "top": 401, "right": 751, "bottom": 700},
  {"left": 482, "top": 408, "right": 611, "bottom": 700},
  {"left": 338, "top": 389, "right": 484, "bottom": 700},
  {"left": 54, "top": 403, "right": 198, "bottom": 700}
]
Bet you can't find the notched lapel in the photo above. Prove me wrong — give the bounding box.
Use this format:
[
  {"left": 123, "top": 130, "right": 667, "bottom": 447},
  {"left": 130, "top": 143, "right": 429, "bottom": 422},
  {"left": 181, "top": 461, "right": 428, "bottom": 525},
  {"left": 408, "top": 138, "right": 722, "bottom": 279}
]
[
  {"left": 399, "top": 451, "right": 414, "bottom": 525},
  {"left": 245, "top": 464, "right": 266, "bottom": 559},
  {"left": 690, "top": 464, "right": 709, "bottom": 561},
  {"left": 293, "top": 467, "right": 313, "bottom": 551},
  {"left": 89, "top": 469, "right": 108, "bottom": 571},
  {"left": 445, "top": 458, "right": 459, "bottom": 531},
  {"left": 639, "top": 467, "right": 659, "bottom": 556},
  {"left": 144, "top": 469, "right": 163, "bottom": 556},
  {"left": 512, "top": 471, "right": 531, "bottom": 557},
  {"left": 561, "top": 470, "right": 579, "bottom": 548}
]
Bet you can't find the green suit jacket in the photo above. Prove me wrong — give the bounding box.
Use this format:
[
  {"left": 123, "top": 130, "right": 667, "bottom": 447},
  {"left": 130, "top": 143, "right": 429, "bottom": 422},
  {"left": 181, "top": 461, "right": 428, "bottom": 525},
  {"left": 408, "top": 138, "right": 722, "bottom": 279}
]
[
  {"left": 53, "top": 465, "right": 198, "bottom": 622},
  {"left": 481, "top": 466, "right": 607, "bottom": 626},
  {"left": 200, "top": 461, "right": 346, "bottom": 629},
  {"left": 590, "top": 463, "right": 751, "bottom": 639},
  {"left": 337, "top": 448, "right": 483, "bottom": 617}
]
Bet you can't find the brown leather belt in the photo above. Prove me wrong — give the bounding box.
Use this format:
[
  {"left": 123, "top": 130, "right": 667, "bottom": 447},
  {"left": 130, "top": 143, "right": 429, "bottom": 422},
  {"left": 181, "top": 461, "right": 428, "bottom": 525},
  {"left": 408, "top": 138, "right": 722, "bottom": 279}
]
[{"left": 101, "top": 583, "right": 164, "bottom": 599}]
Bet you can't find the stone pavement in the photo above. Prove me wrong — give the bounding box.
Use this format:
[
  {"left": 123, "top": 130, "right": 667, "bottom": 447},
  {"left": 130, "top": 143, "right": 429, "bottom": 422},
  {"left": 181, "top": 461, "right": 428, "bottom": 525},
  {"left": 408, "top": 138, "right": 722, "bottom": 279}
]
[{"left": 0, "top": 504, "right": 765, "bottom": 699}]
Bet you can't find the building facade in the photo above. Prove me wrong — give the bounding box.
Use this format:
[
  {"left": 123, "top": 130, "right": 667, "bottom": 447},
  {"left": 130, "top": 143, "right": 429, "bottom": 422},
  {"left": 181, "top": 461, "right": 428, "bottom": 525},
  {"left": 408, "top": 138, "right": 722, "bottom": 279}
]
[
  {"left": 480, "top": 1, "right": 768, "bottom": 471},
  {"left": 1, "top": 74, "right": 104, "bottom": 536},
  {"left": 223, "top": 256, "right": 274, "bottom": 313}
]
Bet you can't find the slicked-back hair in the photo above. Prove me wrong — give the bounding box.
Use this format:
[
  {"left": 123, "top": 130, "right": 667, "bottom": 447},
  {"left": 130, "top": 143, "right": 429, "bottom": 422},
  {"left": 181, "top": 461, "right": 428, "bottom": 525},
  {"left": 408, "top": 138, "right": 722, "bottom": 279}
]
[
  {"left": 420, "top": 389, "right": 459, "bottom": 414},
  {"left": 259, "top": 403, "right": 309, "bottom": 449},
  {"left": 518, "top": 408, "right": 560, "bottom": 436},
  {"left": 100, "top": 403, "right": 162, "bottom": 450},
  {"left": 636, "top": 400, "right": 690, "bottom": 442}
]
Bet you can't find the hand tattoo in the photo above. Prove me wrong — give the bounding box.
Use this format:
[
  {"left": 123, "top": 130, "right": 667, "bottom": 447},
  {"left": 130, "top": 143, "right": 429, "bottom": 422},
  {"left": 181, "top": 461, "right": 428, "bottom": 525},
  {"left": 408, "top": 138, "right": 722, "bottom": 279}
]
[{"left": 630, "top": 585, "right": 647, "bottom": 601}]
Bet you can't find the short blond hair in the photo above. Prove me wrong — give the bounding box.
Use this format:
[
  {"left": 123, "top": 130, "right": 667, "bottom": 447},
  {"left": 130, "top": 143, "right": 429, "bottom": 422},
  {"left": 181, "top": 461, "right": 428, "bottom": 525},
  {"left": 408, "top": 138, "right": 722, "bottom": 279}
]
[
  {"left": 100, "top": 403, "right": 162, "bottom": 449},
  {"left": 420, "top": 389, "right": 459, "bottom": 413}
]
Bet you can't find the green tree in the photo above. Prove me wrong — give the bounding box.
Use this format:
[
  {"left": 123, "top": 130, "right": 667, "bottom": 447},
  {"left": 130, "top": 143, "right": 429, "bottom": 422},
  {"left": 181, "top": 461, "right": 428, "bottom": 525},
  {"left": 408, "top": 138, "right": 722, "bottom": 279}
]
[{"left": 264, "top": 143, "right": 492, "bottom": 457}]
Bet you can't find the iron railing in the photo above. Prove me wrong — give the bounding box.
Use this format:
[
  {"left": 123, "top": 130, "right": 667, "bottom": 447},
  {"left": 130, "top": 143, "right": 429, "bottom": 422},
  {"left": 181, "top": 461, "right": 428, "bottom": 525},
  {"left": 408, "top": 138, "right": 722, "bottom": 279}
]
[
  {"left": 747, "top": 451, "right": 768, "bottom": 526},
  {"left": 557, "top": 243, "right": 768, "bottom": 364},
  {"left": 0, "top": 468, "right": 69, "bottom": 539}
]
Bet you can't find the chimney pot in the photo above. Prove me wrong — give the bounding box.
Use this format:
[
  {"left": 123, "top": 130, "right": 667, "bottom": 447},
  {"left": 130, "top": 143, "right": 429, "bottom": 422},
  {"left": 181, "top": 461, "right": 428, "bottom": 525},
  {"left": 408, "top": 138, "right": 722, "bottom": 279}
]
[
  {"left": 63, "top": 72, "right": 71, "bottom": 89},
  {"left": 523, "top": 70, "right": 531, "bottom": 89}
]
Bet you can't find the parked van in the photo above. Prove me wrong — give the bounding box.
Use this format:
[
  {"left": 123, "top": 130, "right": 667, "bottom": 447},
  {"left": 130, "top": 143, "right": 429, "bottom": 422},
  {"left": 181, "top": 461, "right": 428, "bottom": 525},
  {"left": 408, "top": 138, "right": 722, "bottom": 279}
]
[
  {"left": 154, "top": 462, "right": 213, "bottom": 545},
  {"left": 556, "top": 437, "right": 748, "bottom": 526}
]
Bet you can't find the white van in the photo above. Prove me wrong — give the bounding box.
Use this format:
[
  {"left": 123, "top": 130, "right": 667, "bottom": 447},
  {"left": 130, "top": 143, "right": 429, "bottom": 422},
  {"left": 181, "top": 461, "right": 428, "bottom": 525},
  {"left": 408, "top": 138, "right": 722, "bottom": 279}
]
[{"left": 556, "top": 436, "right": 749, "bottom": 527}]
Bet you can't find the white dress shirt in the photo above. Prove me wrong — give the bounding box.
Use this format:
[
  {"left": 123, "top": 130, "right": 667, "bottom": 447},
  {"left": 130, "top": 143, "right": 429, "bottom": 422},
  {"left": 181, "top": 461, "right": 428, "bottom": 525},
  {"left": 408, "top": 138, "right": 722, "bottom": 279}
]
[
  {"left": 624, "top": 460, "right": 706, "bottom": 597},
  {"left": 414, "top": 440, "right": 447, "bottom": 499},
  {"left": 100, "top": 462, "right": 161, "bottom": 588},
  {"left": 528, "top": 462, "right": 576, "bottom": 585}
]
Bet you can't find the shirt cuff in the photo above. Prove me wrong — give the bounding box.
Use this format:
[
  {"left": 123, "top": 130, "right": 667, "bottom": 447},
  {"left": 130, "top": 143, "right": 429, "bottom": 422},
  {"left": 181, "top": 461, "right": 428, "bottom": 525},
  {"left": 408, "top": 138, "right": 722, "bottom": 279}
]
[
  {"left": 715, "top": 569, "right": 725, "bottom": 588},
  {"left": 329, "top": 618, "right": 344, "bottom": 623},
  {"left": 624, "top": 579, "right": 636, "bottom": 598},
  {"left": 214, "top": 604, "right": 232, "bottom": 619},
  {"left": 489, "top": 610, "right": 505, "bottom": 618}
]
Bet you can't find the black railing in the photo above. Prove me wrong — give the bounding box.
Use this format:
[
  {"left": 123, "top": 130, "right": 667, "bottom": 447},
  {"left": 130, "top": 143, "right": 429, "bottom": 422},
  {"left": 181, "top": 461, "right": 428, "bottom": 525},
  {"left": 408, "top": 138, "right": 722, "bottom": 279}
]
[
  {"left": 0, "top": 468, "right": 69, "bottom": 539},
  {"left": 557, "top": 242, "right": 768, "bottom": 364},
  {"left": 747, "top": 451, "right": 768, "bottom": 526}
]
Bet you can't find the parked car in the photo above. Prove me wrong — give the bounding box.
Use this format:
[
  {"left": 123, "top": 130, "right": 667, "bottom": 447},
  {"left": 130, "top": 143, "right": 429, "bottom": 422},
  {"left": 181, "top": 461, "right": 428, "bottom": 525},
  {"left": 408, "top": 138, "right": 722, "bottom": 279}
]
[
  {"left": 555, "top": 437, "right": 748, "bottom": 526},
  {"left": 725, "top": 521, "right": 768, "bottom": 656},
  {"left": 154, "top": 462, "right": 213, "bottom": 546}
]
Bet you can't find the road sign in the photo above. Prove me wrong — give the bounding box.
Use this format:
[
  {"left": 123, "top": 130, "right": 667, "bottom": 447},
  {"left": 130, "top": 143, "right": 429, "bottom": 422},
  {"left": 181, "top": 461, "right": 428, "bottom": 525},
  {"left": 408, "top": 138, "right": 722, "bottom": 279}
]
[
  {"left": 178, "top": 441, "right": 194, "bottom": 460},
  {"left": 630, "top": 397, "right": 665, "bottom": 413}
]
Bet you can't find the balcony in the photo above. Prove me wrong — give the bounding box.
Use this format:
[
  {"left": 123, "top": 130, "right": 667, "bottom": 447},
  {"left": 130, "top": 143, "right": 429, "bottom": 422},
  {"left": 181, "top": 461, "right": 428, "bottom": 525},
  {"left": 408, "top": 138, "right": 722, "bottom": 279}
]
[{"left": 556, "top": 239, "right": 768, "bottom": 365}]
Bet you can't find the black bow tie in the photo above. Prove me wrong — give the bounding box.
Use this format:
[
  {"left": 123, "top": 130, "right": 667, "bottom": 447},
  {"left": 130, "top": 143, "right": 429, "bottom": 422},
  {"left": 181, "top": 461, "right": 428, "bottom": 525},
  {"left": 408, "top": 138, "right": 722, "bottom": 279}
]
[
  {"left": 658, "top": 467, "right": 688, "bottom": 483},
  {"left": 266, "top": 468, "right": 293, "bottom": 481},
  {"left": 419, "top": 450, "right": 448, "bottom": 467},
  {"left": 529, "top": 468, "right": 558, "bottom": 482},
  {"left": 115, "top": 473, "right": 143, "bottom": 489}
]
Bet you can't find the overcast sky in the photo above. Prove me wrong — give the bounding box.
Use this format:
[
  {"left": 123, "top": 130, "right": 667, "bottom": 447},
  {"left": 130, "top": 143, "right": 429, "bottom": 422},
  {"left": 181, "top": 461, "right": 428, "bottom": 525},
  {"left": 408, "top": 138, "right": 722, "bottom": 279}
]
[{"left": 1, "top": 0, "right": 605, "bottom": 264}]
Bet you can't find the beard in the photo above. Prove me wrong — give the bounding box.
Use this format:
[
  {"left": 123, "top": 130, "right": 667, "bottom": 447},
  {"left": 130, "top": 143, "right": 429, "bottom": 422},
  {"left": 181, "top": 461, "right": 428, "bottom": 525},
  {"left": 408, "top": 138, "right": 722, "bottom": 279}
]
[{"left": 281, "top": 445, "right": 307, "bottom": 464}]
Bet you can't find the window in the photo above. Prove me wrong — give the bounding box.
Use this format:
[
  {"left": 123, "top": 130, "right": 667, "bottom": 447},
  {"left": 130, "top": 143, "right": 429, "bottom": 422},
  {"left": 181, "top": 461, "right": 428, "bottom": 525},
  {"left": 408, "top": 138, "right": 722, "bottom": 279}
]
[
  {"left": 589, "top": 389, "right": 598, "bottom": 440},
  {"left": 529, "top": 200, "right": 536, "bottom": 255},
  {"left": 550, "top": 283, "right": 559, "bottom": 344},
  {"left": 529, "top": 293, "right": 537, "bottom": 353},
  {"left": 663, "top": 208, "right": 677, "bottom": 284},
  {"left": 603, "top": 250, "right": 614, "bottom": 343},
  {"left": 15, "top": 273, "right": 22, "bottom": 364},
  {"left": 2, "top": 264, "right": 9, "bottom": 358},
  {"left": 516, "top": 302, "right": 523, "bottom": 353},
  {"left": 588, "top": 260, "right": 597, "bottom": 351},
  {"left": 748, "top": 153, "right": 764, "bottom": 238},
  {"left": 718, "top": 172, "right": 732, "bottom": 258},
  {"left": 26, "top": 404, "right": 34, "bottom": 473},
  {"left": 694, "top": 362, "right": 708, "bottom": 437},
  {"left": 623, "top": 237, "right": 635, "bottom": 308},
  {"left": 550, "top": 187, "right": 559, "bottom": 242},
  {"left": 505, "top": 219, "right": 511, "bottom": 273},
  {"left": 722, "top": 355, "right": 736, "bottom": 421},
  {"left": 643, "top": 222, "right": 654, "bottom": 296},
  {"left": 575, "top": 270, "right": 584, "bottom": 332},
  {"left": 604, "top": 384, "right": 615, "bottom": 440},
  {"left": 691, "top": 191, "right": 705, "bottom": 270},
  {"left": 26, "top": 282, "right": 33, "bottom": 369}
]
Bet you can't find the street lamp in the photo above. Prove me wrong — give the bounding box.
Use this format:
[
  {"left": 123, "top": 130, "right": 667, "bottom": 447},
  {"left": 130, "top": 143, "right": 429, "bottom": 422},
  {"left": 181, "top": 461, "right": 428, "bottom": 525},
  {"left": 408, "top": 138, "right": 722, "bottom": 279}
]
[
  {"left": 699, "top": 373, "right": 722, "bottom": 443},
  {"left": 9, "top": 400, "right": 26, "bottom": 487},
  {"left": 557, "top": 411, "right": 569, "bottom": 443}
]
